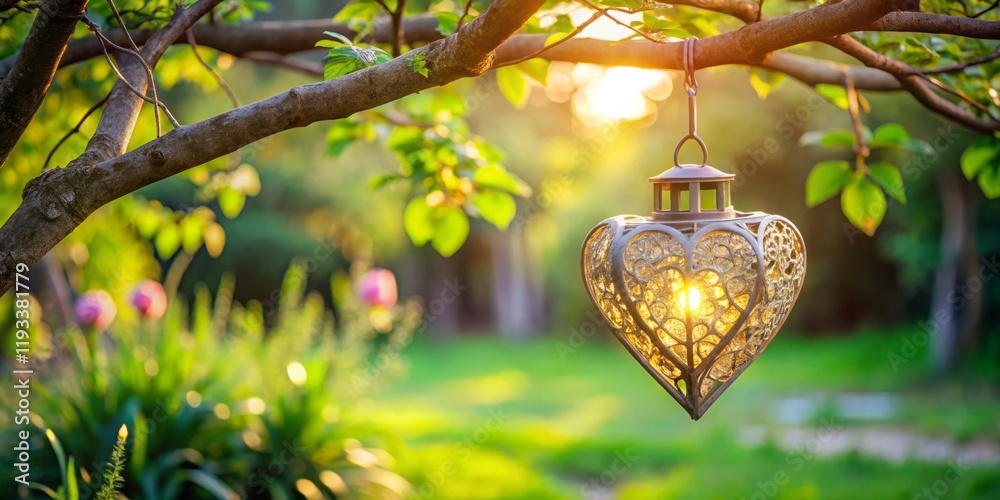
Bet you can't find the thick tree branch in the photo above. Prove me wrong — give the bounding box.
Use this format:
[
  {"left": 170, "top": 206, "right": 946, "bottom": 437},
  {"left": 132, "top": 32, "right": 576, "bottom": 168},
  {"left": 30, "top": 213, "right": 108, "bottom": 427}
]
[
  {"left": 868, "top": 12, "right": 1000, "bottom": 39},
  {"left": 72, "top": 0, "right": 223, "bottom": 168},
  {"left": 0, "top": 0, "right": 88, "bottom": 169},
  {"left": 0, "top": 0, "right": 547, "bottom": 294}
]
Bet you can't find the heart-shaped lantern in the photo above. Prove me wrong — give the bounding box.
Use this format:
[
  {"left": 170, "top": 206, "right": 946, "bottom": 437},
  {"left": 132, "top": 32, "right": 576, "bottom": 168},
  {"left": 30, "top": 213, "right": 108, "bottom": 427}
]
[{"left": 581, "top": 39, "right": 806, "bottom": 420}]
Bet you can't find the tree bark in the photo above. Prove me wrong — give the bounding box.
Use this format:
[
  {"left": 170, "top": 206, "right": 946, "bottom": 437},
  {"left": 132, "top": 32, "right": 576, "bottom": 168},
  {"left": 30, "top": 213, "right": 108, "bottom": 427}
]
[
  {"left": 0, "top": 0, "right": 89, "bottom": 168},
  {"left": 0, "top": 0, "right": 549, "bottom": 295}
]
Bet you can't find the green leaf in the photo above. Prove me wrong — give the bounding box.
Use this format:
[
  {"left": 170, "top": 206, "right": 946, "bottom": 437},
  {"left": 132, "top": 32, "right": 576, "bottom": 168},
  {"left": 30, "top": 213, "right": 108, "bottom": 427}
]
[
  {"left": 814, "top": 84, "right": 849, "bottom": 109},
  {"left": 180, "top": 215, "right": 205, "bottom": 253},
  {"left": 434, "top": 11, "right": 460, "bottom": 35},
  {"left": 431, "top": 206, "right": 469, "bottom": 257},
  {"left": 551, "top": 14, "right": 575, "bottom": 34},
  {"left": 45, "top": 429, "right": 67, "bottom": 496},
  {"left": 408, "top": 52, "right": 429, "bottom": 78},
  {"left": 217, "top": 187, "right": 246, "bottom": 219},
  {"left": 518, "top": 59, "right": 549, "bottom": 86},
  {"left": 800, "top": 129, "right": 856, "bottom": 149},
  {"left": 961, "top": 137, "right": 1000, "bottom": 180},
  {"left": 326, "top": 121, "right": 357, "bottom": 157},
  {"left": 474, "top": 190, "right": 517, "bottom": 230},
  {"left": 404, "top": 197, "right": 434, "bottom": 246},
  {"left": 333, "top": 2, "right": 382, "bottom": 33},
  {"left": 497, "top": 66, "right": 531, "bottom": 109},
  {"left": 841, "top": 175, "right": 886, "bottom": 236},
  {"left": 806, "top": 160, "right": 852, "bottom": 207},
  {"left": 155, "top": 222, "right": 181, "bottom": 258},
  {"left": 473, "top": 164, "right": 531, "bottom": 196},
  {"left": 387, "top": 125, "right": 424, "bottom": 150},
  {"left": 317, "top": 31, "right": 353, "bottom": 47},
  {"left": 748, "top": 69, "right": 785, "bottom": 99},
  {"left": 323, "top": 45, "right": 388, "bottom": 80},
  {"left": 544, "top": 32, "right": 570, "bottom": 48},
  {"left": 868, "top": 162, "right": 906, "bottom": 203},
  {"left": 870, "top": 123, "right": 910, "bottom": 146},
  {"left": 66, "top": 456, "right": 78, "bottom": 500},
  {"left": 978, "top": 164, "right": 1000, "bottom": 199},
  {"left": 135, "top": 206, "right": 161, "bottom": 238}
]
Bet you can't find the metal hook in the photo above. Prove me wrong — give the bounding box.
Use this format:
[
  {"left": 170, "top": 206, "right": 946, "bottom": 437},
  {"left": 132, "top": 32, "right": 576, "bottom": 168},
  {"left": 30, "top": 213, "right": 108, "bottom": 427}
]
[{"left": 675, "top": 37, "right": 707, "bottom": 167}]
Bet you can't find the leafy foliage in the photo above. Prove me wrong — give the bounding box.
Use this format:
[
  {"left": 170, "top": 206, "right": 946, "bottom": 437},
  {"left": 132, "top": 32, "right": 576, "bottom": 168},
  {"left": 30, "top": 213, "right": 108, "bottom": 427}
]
[
  {"left": 802, "top": 122, "right": 929, "bottom": 235},
  {"left": 317, "top": 31, "right": 392, "bottom": 80},
  {"left": 0, "top": 264, "right": 421, "bottom": 498},
  {"left": 324, "top": 86, "right": 530, "bottom": 256},
  {"left": 962, "top": 136, "right": 1000, "bottom": 199}
]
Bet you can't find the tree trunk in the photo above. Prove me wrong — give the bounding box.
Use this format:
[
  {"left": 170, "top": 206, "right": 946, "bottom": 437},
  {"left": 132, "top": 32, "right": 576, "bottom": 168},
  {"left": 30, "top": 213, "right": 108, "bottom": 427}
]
[{"left": 930, "top": 173, "right": 980, "bottom": 373}]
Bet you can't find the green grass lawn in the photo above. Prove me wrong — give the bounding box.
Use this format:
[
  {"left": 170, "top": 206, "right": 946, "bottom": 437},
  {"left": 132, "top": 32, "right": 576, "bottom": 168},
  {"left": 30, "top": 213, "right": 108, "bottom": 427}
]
[{"left": 360, "top": 326, "right": 1000, "bottom": 499}]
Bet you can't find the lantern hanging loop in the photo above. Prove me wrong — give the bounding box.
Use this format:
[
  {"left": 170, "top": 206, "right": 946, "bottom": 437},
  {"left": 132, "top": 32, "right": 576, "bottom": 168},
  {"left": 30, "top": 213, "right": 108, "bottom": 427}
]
[{"left": 674, "top": 37, "right": 708, "bottom": 168}]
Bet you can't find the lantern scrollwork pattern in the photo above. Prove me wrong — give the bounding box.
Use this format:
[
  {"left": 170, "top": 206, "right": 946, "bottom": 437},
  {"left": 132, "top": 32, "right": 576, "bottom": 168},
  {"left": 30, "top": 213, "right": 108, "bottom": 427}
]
[{"left": 581, "top": 163, "right": 806, "bottom": 420}]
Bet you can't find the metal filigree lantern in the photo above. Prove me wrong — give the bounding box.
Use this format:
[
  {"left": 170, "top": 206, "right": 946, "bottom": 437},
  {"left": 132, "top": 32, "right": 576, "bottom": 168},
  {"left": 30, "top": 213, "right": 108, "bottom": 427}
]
[{"left": 581, "top": 39, "right": 806, "bottom": 420}]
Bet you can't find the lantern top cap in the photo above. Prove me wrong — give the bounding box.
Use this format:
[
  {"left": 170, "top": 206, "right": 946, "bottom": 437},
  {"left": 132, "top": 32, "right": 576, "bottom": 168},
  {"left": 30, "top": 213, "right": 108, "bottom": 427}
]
[{"left": 649, "top": 164, "right": 735, "bottom": 184}]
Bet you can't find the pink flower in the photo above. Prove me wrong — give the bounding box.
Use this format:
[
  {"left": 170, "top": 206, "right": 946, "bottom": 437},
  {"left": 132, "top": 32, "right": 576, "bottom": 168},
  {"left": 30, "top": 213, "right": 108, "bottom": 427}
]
[
  {"left": 356, "top": 268, "right": 398, "bottom": 308},
  {"left": 75, "top": 290, "right": 117, "bottom": 331},
  {"left": 130, "top": 280, "right": 167, "bottom": 319}
]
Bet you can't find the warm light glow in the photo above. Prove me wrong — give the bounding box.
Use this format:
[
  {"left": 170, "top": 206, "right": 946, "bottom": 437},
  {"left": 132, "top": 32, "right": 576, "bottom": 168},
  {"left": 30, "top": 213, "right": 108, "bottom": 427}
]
[
  {"left": 680, "top": 285, "right": 702, "bottom": 312},
  {"left": 296, "top": 479, "right": 323, "bottom": 500},
  {"left": 571, "top": 65, "right": 673, "bottom": 125},
  {"left": 186, "top": 390, "right": 202, "bottom": 408},
  {"left": 214, "top": 403, "right": 231, "bottom": 420},
  {"left": 287, "top": 361, "right": 308, "bottom": 386},
  {"left": 246, "top": 397, "right": 266, "bottom": 415}
]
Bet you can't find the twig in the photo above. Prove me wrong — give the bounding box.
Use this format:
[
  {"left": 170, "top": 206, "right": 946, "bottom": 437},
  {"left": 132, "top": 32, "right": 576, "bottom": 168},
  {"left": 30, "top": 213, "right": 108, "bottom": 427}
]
[
  {"left": 186, "top": 29, "right": 240, "bottom": 107},
  {"left": 43, "top": 94, "right": 110, "bottom": 169},
  {"left": 457, "top": 0, "right": 474, "bottom": 29},
  {"left": 971, "top": 0, "right": 1000, "bottom": 18},
  {"left": 81, "top": 18, "right": 180, "bottom": 132},
  {"left": 391, "top": 0, "right": 407, "bottom": 57},
  {"left": 918, "top": 47, "right": 1000, "bottom": 74},
  {"left": 844, "top": 74, "right": 869, "bottom": 165},
  {"left": 756, "top": 0, "right": 765, "bottom": 23},
  {"left": 105, "top": 0, "right": 139, "bottom": 50},
  {"left": 921, "top": 74, "right": 999, "bottom": 121},
  {"left": 241, "top": 51, "right": 322, "bottom": 75},
  {"left": 493, "top": 11, "right": 603, "bottom": 68},
  {"left": 105, "top": 0, "right": 167, "bottom": 136},
  {"left": 577, "top": 0, "right": 666, "bottom": 43}
]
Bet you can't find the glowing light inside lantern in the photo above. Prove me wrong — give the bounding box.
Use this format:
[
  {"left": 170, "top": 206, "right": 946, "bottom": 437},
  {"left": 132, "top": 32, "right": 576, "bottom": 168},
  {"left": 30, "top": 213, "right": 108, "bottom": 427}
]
[{"left": 681, "top": 285, "right": 702, "bottom": 313}]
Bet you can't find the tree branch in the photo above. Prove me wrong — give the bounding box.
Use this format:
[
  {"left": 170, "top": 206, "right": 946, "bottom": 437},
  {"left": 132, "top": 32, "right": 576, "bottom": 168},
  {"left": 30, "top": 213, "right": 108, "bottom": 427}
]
[
  {"left": 0, "top": 16, "right": 444, "bottom": 78},
  {"left": 827, "top": 35, "right": 1000, "bottom": 134},
  {"left": 0, "top": 0, "right": 547, "bottom": 295},
  {"left": 72, "top": 0, "right": 224, "bottom": 168},
  {"left": 0, "top": 0, "right": 88, "bottom": 169},
  {"left": 868, "top": 12, "right": 1000, "bottom": 39}
]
